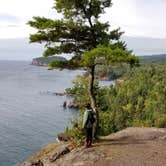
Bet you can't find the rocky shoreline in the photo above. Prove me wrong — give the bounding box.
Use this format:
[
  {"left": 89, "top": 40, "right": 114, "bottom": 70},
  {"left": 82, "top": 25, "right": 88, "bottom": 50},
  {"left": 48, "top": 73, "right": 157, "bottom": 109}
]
[{"left": 16, "top": 127, "right": 166, "bottom": 166}]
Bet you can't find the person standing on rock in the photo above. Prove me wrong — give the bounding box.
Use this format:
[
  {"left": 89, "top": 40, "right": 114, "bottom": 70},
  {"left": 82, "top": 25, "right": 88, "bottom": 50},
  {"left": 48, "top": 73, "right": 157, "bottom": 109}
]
[{"left": 82, "top": 103, "right": 95, "bottom": 148}]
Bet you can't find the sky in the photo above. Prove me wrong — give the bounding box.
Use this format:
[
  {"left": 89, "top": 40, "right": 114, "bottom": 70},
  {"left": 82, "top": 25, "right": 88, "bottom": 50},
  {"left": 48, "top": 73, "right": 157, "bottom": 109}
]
[
  {"left": 105, "top": 0, "right": 166, "bottom": 38},
  {"left": 0, "top": 0, "right": 166, "bottom": 39},
  {"left": 0, "top": 0, "right": 56, "bottom": 39}
]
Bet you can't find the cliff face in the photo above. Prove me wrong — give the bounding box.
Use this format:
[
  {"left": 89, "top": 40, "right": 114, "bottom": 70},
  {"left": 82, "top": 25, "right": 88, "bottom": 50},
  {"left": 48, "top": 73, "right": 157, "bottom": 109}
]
[
  {"left": 16, "top": 127, "right": 166, "bottom": 166},
  {"left": 31, "top": 56, "right": 67, "bottom": 66}
]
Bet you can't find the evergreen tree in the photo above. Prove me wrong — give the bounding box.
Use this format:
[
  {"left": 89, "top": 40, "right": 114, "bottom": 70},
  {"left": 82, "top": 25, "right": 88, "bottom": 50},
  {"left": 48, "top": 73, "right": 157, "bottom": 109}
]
[
  {"left": 28, "top": 0, "right": 124, "bottom": 57},
  {"left": 28, "top": 0, "right": 139, "bottom": 136}
]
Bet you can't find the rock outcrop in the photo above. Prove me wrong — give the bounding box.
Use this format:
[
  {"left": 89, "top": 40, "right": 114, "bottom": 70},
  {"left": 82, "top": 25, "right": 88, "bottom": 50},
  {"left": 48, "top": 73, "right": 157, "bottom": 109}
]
[{"left": 16, "top": 127, "right": 166, "bottom": 166}]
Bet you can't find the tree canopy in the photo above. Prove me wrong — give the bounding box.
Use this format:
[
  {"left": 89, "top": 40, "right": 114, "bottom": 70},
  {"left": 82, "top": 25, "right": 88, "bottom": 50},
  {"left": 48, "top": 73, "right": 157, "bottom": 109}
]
[
  {"left": 28, "top": 0, "right": 139, "bottom": 136},
  {"left": 28, "top": 0, "right": 126, "bottom": 59},
  {"left": 65, "top": 64, "right": 166, "bottom": 142}
]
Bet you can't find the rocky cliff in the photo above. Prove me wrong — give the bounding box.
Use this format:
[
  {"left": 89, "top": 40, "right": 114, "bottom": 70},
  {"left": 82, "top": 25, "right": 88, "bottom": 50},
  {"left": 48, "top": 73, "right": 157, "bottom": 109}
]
[{"left": 16, "top": 127, "right": 166, "bottom": 166}]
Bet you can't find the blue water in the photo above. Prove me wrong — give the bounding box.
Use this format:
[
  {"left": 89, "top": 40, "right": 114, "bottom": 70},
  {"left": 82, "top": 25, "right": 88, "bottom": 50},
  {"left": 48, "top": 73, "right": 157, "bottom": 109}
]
[{"left": 0, "top": 61, "right": 83, "bottom": 166}]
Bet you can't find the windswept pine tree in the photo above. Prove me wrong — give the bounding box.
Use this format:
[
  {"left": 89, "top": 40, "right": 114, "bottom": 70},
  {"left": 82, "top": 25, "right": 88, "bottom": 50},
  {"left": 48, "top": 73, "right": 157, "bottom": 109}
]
[{"left": 28, "top": 0, "right": 139, "bottom": 136}]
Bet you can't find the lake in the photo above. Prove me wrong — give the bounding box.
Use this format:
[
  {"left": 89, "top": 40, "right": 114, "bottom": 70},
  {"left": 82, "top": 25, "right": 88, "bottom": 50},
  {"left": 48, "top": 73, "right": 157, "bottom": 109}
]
[{"left": 0, "top": 61, "right": 83, "bottom": 166}]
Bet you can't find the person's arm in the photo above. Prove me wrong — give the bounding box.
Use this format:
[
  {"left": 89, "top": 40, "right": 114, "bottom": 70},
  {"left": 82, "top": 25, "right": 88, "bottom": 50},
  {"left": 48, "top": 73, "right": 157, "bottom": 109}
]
[{"left": 82, "top": 111, "right": 88, "bottom": 128}]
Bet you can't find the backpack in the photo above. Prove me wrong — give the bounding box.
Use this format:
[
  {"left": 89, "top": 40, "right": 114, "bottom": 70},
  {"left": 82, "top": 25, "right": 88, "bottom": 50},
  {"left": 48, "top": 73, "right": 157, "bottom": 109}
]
[{"left": 87, "top": 111, "right": 95, "bottom": 124}]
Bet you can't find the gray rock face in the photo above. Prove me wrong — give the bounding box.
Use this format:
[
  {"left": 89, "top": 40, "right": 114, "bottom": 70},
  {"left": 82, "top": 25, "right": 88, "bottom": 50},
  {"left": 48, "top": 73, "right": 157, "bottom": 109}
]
[
  {"left": 49, "top": 145, "right": 70, "bottom": 162},
  {"left": 15, "top": 160, "right": 44, "bottom": 166},
  {"left": 31, "top": 160, "right": 44, "bottom": 166},
  {"left": 16, "top": 127, "right": 166, "bottom": 166},
  {"left": 57, "top": 133, "right": 71, "bottom": 142},
  {"left": 105, "top": 127, "right": 166, "bottom": 141}
]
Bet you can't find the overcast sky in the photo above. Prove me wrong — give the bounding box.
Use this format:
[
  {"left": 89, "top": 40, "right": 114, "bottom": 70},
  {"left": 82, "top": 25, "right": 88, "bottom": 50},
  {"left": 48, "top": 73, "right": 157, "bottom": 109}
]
[{"left": 0, "top": 0, "right": 166, "bottom": 39}]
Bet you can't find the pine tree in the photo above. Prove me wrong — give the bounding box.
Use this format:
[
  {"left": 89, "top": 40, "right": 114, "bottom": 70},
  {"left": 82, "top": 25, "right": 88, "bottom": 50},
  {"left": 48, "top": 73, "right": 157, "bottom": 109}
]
[{"left": 28, "top": 0, "right": 139, "bottom": 136}]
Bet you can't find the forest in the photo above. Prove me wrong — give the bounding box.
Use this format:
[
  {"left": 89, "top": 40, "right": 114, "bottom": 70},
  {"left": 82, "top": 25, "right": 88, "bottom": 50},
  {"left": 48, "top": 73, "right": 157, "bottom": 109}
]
[
  {"left": 65, "top": 61, "right": 166, "bottom": 142},
  {"left": 28, "top": 0, "right": 166, "bottom": 143}
]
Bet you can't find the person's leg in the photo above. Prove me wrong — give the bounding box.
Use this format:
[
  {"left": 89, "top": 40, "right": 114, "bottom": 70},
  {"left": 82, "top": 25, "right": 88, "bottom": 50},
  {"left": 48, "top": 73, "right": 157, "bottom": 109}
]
[
  {"left": 88, "top": 128, "right": 93, "bottom": 147},
  {"left": 85, "top": 128, "right": 89, "bottom": 147}
]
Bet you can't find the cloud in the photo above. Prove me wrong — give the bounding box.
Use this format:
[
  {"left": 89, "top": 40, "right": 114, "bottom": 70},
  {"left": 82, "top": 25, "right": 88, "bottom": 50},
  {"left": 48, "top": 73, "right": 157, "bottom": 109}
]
[
  {"left": 0, "top": 0, "right": 55, "bottom": 20},
  {"left": 0, "top": 0, "right": 58, "bottom": 38},
  {"left": 0, "top": 24, "right": 36, "bottom": 39},
  {"left": 104, "top": 0, "right": 166, "bottom": 38},
  {"left": 7, "top": 24, "right": 20, "bottom": 27},
  {"left": 0, "top": 0, "right": 166, "bottom": 39}
]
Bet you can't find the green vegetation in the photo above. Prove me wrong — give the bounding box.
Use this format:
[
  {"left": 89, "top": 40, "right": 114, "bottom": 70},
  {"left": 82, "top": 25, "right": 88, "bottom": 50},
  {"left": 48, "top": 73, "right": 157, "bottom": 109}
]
[
  {"left": 66, "top": 75, "right": 99, "bottom": 107},
  {"left": 102, "top": 65, "right": 166, "bottom": 132},
  {"left": 95, "top": 64, "right": 129, "bottom": 80},
  {"left": 28, "top": 0, "right": 139, "bottom": 136},
  {"left": 95, "top": 54, "right": 166, "bottom": 80},
  {"left": 139, "top": 54, "right": 166, "bottom": 64},
  {"left": 28, "top": 1, "right": 165, "bottom": 144},
  {"left": 32, "top": 56, "right": 67, "bottom": 66},
  {"left": 65, "top": 64, "right": 166, "bottom": 143}
]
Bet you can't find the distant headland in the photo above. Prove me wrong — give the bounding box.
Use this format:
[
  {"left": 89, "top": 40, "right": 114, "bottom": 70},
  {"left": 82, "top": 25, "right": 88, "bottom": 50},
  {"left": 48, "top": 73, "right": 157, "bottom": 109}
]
[
  {"left": 31, "top": 54, "right": 166, "bottom": 67},
  {"left": 31, "top": 56, "right": 67, "bottom": 66}
]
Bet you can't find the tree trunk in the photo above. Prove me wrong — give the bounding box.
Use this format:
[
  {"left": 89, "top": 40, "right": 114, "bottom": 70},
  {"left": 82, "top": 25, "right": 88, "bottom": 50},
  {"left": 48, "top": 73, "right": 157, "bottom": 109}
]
[{"left": 89, "top": 65, "right": 99, "bottom": 138}]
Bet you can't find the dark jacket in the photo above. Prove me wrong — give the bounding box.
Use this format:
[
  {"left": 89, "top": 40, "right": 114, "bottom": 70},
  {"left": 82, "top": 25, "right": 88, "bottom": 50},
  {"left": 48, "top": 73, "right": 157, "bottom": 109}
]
[{"left": 82, "top": 109, "right": 94, "bottom": 128}]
